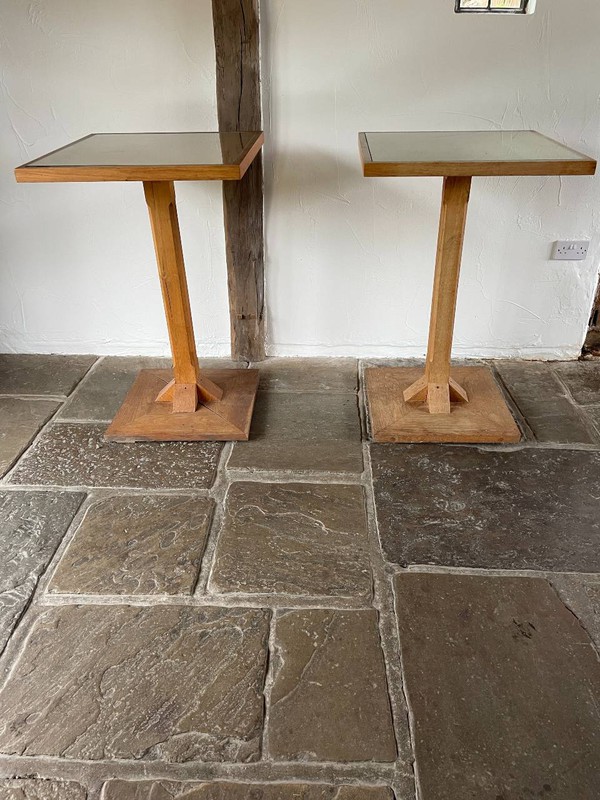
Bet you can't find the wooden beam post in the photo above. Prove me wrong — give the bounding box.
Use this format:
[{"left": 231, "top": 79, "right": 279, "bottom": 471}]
[{"left": 212, "top": 0, "right": 265, "bottom": 362}]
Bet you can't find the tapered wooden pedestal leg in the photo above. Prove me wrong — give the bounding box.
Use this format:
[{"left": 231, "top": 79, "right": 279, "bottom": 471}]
[
  {"left": 364, "top": 174, "right": 521, "bottom": 444},
  {"left": 144, "top": 181, "right": 223, "bottom": 413},
  {"left": 404, "top": 176, "right": 471, "bottom": 415},
  {"left": 105, "top": 181, "right": 259, "bottom": 442}
]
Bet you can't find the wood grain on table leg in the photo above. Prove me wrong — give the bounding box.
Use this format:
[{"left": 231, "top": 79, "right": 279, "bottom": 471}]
[
  {"left": 404, "top": 176, "right": 471, "bottom": 414},
  {"left": 143, "top": 180, "right": 224, "bottom": 412}
]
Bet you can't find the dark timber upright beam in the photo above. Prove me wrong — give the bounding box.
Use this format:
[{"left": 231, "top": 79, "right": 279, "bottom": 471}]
[{"left": 212, "top": 0, "right": 265, "bottom": 362}]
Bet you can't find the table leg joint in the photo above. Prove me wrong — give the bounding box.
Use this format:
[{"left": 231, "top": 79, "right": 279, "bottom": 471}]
[{"left": 404, "top": 374, "right": 469, "bottom": 415}]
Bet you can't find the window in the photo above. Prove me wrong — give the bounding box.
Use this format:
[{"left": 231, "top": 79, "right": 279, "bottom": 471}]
[{"left": 456, "top": 0, "right": 530, "bottom": 12}]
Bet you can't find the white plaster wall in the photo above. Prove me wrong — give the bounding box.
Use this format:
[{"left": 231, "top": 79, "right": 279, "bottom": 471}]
[
  {"left": 1, "top": 0, "right": 599, "bottom": 359},
  {"left": 0, "top": 0, "right": 227, "bottom": 355}
]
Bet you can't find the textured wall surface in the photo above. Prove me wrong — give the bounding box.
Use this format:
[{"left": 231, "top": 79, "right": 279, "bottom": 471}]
[{"left": 1, "top": 0, "right": 599, "bottom": 358}]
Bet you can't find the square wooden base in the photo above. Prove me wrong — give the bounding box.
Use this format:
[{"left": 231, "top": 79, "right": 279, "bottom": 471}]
[
  {"left": 365, "top": 366, "right": 522, "bottom": 444},
  {"left": 105, "top": 369, "right": 259, "bottom": 442}
]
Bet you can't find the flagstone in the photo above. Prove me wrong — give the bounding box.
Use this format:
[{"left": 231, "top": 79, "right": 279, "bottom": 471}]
[
  {"left": 228, "top": 393, "right": 363, "bottom": 474},
  {"left": 100, "top": 782, "right": 393, "bottom": 799},
  {"left": 0, "top": 397, "right": 59, "bottom": 476},
  {"left": 371, "top": 443, "right": 600, "bottom": 571},
  {"left": 0, "top": 490, "right": 85, "bottom": 650},
  {"left": 49, "top": 494, "right": 214, "bottom": 596},
  {"left": 210, "top": 482, "right": 371, "bottom": 599},
  {"left": 267, "top": 610, "right": 396, "bottom": 762},
  {"left": 0, "top": 354, "right": 96, "bottom": 397},
  {"left": 0, "top": 780, "right": 86, "bottom": 799},
  {"left": 394, "top": 573, "right": 600, "bottom": 800},
  {"left": 9, "top": 424, "right": 221, "bottom": 489},
  {"left": 0, "top": 605, "right": 269, "bottom": 763}
]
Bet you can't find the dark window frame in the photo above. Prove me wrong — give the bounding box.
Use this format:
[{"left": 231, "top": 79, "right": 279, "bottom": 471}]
[{"left": 455, "top": 0, "right": 529, "bottom": 13}]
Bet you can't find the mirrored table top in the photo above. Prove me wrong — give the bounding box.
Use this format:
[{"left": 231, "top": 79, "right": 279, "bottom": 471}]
[
  {"left": 360, "top": 131, "right": 596, "bottom": 177},
  {"left": 15, "top": 132, "right": 264, "bottom": 183}
]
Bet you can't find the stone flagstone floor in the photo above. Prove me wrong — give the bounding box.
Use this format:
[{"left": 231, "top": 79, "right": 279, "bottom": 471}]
[{"left": 0, "top": 354, "right": 599, "bottom": 800}]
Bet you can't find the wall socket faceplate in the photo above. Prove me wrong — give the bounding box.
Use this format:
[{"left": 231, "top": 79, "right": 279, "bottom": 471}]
[{"left": 551, "top": 241, "right": 590, "bottom": 261}]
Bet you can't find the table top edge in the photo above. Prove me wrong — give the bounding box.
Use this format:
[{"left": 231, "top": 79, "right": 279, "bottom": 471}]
[
  {"left": 14, "top": 131, "right": 265, "bottom": 182},
  {"left": 358, "top": 130, "right": 597, "bottom": 174}
]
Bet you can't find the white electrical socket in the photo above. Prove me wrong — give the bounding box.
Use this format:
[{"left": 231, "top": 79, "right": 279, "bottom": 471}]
[{"left": 551, "top": 241, "right": 590, "bottom": 261}]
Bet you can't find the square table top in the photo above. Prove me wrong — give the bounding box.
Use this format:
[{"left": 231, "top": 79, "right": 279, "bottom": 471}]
[
  {"left": 15, "top": 131, "right": 264, "bottom": 183},
  {"left": 360, "top": 130, "right": 596, "bottom": 178}
]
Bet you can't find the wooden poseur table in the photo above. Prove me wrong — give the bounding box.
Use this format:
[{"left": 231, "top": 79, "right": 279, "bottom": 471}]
[
  {"left": 15, "top": 131, "right": 265, "bottom": 442},
  {"left": 359, "top": 130, "right": 596, "bottom": 444}
]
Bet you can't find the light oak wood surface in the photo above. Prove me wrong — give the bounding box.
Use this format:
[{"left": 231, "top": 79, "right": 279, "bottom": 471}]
[
  {"left": 108, "top": 179, "right": 259, "bottom": 440},
  {"left": 361, "top": 129, "right": 596, "bottom": 442},
  {"left": 403, "top": 176, "right": 472, "bottom": 415},
  {"left": 366, "top": 366, "right": 521, "bottom": 443},
  {"left": 106, "top": 369, "right": 260, "bottom": 441},
  {"left": 144, "top": 180, "right": 204, "bottom": 409},
  {"left": 15, "top": 131, "right": 264, "bottom": 440},
  {"left": 15, "top": 132, "right": 264, "bottom": 183},
  {"left": 359, "top": 131, "right": 597, "bottom": 177}
]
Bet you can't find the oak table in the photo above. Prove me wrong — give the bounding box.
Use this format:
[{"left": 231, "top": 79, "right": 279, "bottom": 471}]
[
  {"left": 15, "top": 131, "right": 265, "bottom": 442},
  {"left": 359, "top": 130, "right": 596, "bottom": 443}
]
